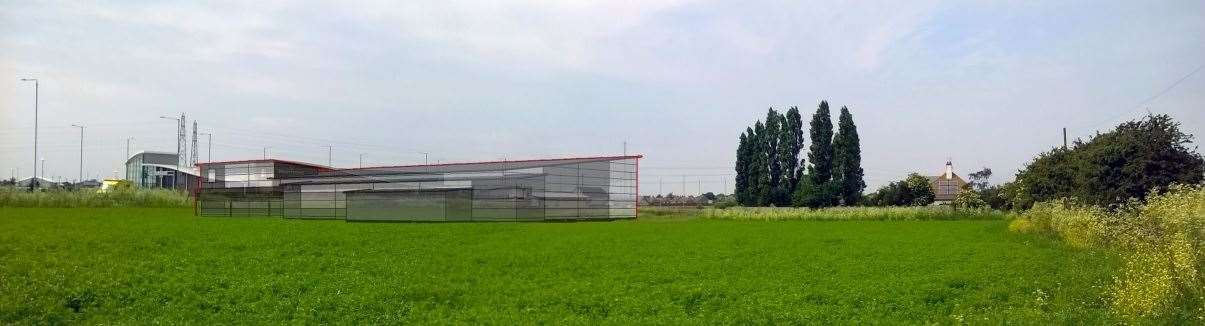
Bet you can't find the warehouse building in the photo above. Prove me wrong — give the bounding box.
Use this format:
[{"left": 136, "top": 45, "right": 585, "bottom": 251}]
[
  {"left": 196, "top": 159, "right": 332, "bottom": 216},
  {"left": 197, "top": 155, "right": 640, "bottom": 221}
]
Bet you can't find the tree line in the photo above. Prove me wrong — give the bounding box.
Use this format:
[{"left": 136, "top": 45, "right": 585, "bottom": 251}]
[{"left": 734, "top": 101, "right": 865, "bottom": 208}]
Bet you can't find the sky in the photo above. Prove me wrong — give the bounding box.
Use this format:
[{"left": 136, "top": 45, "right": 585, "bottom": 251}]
[{"left": 1, "top": 0, "right": 1203, "bottom": 195}]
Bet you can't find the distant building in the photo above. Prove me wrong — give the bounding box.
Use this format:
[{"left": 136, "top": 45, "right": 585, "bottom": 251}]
[
  {"left": 928, "top": 160, "right": 967, "bottom": 204},
  {"left": 75, "top": 180, "right": 103, "bottom": 188},
  {"left": 16, "top": 176, "right": 59, "bottom": 189},
  {"left": 125, "top": 151, "right": 198, "bottom": 190}
]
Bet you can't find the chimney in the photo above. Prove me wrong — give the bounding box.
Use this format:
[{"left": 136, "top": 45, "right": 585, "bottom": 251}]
[{"left": 944, "top": 160, "right": 954, "bottom": 179}]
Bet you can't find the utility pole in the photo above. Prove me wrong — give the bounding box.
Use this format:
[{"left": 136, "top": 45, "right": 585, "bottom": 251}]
[
  {"left": 421, "top": 152, "right": 429, "bottom": 165},
  {"left": 71, "top": 124, "right": 84, "bottom": 182},
  {"left": 263, "top": 147, "right": 271, "bottom": 160},
  {"left": 20, "top": 78, "right": 38, "bottom": 190}
]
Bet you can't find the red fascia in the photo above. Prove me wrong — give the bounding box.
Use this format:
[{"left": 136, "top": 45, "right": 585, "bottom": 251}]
[
  {"left": 197, "top": 159, "right": 334, "bottom": 172},
  {"left": 335, "top": 154, "right": 645, "bottom": 172}
]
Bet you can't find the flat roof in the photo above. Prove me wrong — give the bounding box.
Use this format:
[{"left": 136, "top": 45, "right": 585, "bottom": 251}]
[
  {"left": 200, "top": 155, "right": 641, "bottom": 174},
  {"left": 337, "top": 154, "right": 643, "bottom": 172},
  {"left": 198, "top": 159, "right": 334, "bottom": 171}
]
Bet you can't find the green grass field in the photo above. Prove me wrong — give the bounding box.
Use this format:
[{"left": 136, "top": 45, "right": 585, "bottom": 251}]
[{"left": 0, "top": 208, "right": 1121, "bottom": 324}]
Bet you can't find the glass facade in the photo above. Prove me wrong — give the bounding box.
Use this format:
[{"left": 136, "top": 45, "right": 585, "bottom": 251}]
[
  {"left": 198, "top": 156, "right": 640, "bottom": 222},
  {"left": 125, "top": 151, "right": 197, "bottom": 190}
]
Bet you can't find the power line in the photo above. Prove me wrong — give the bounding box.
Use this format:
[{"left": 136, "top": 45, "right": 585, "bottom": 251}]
[{"left": 1078, "top": 62, "right": 1204, "bottom": 132}]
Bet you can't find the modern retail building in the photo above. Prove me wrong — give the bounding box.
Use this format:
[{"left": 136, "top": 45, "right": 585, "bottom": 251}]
[
  {"left": 125, "top": 151, "right": 198, "bottom": 190},
  {"left": 196, "top": 155, "right": 640, "bottom": 221}
]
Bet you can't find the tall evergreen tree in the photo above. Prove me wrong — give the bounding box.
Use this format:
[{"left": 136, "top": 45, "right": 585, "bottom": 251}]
[
  {"left": 806, "top": 101, "right": 835, "bottom": 206},
  {"left": 764, "top": 109, "right": 785, "bottom": 205},
  {"left": 750, "top": 121, "right": 770, "bottom": 206},
  {"left": 784, "top": 106, "right": 805, "bottom": 192},
  {"left": 734, "top": 131, "right": 751, "bottom": 206},
  {"left": 832, "top": 106, "right": 865, "bottom": 205}
]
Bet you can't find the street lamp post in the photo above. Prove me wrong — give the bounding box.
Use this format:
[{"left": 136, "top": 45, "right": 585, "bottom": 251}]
[
  {"left": 20, "top": 78, "right": 38, "bottom": 190},
  {"left": 199, "top": 133, "right": 212, "bottom": 161},
  {"left": 325, "top": 145, "right": 332, "bottom": 167},
  {"left": 71, "top": 124, "right": 84, "bottom": 182},
  {"left": 159, "top": 115, "right": 181, "bottom": 170},
  {"left": 124, "top": 137, "right": 134, "bottom": 179}
]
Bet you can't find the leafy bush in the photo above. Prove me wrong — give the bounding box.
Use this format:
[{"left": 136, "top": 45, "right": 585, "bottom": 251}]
[
  {"left": 864, "top": 173, "right": 935, "bottom": 207},
  {"left": 951, "top": 189, "right": 987, "bottom": 211},
  {"left": 1009, "top": 185, "right": 1204, "bottom": 321},
  {"left": 0, "top": 188, "right": 190, "bottom": 208},
  {"left": 1014, "top": 114, "right": 1203, "bottom": 208}
]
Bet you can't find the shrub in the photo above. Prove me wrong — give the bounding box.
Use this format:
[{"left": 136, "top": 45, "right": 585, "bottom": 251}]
[
  {"left": 1014, "top": 114, "right": 1204, "bottom": 208},
  {"left": 951, "top": 189, "right": 987, "bottom": 211}
]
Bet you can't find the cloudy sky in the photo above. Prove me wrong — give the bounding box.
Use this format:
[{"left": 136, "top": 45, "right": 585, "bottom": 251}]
[{"left": 2, "top": 0, "right": 1203, "bottom": 194}]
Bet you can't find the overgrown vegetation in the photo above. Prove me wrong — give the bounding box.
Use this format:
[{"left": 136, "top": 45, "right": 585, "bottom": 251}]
[
  {"left": 0, "top": 188, "right": 190, "bottom": 208},
  {"left": 1, "top": 208, "right": 1116, "bottom": 323},
  {"left": 1009, "top": 185, "right": 1204, "bottom": 322},
  {"left": 701, "top": 206, "right": 1001, "bottom": 221}
]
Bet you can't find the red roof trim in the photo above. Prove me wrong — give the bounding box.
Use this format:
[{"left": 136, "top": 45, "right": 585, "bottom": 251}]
[
  {"left": 199, "top": 154, "right": 642, "bottom": 172},
  {"left": 198, "top": 159, "right": 334, "bottom": 171},
  {"left": 336, "top": 154, "right": 644, "bottom": 172}
]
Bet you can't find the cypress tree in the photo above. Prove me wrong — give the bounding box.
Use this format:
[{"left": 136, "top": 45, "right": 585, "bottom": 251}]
[
  {"left": 783, "top": 106, "right": 804, "bottom": 194},
  {"left": 750, "top": 121, "right": 769, "bottom": 206},
  {"left": 764, "top": 108, "right": 783, "bottom": 206},
  {"left": 734, "top": 131, "right": 751, "bottom": 206},
  {"left": 832, "top": 106, "right": 866, "bottom": 205},
  {"left": 806, "top": 101, "right": 835, "bottom": 206},
  {"left": 804, "top": 101, "right": 833, "bottom": 206}
]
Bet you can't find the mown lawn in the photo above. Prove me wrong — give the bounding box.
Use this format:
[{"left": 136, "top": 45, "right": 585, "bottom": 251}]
[{"left": 0, "top": 208, "right": 1120, "bottom": 324}]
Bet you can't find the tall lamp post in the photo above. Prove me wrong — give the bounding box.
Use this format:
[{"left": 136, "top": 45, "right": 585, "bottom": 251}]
[
  {"left": 71, "top": 124, "right": 84, "bottom": 182},
  {"left": 124, "top": 137, "right": 134, "bottom": 179},
  {"left": 159, "top": 115, "right": 183, "bottom": 189},
  {"left": 20, "top": 78, "right": 38, "bottom": 190},
  {"left": 199, "top": 132, "right": 212, "bottom": 162}
]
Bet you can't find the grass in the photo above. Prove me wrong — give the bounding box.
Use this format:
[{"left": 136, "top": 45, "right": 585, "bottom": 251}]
[
  {"left": 0, "top": 208, "right": 1121, "bottom": 324},
  {"left": 0, "top": 188, "right": 190, "bottom": 208}
]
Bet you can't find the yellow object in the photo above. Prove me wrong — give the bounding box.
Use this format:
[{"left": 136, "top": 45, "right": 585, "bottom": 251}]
[{"left": 98, "top": 179, "right": 132, "bottom": 193}]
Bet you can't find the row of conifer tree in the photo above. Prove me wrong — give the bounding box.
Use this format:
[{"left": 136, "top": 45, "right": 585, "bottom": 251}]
[{"left": 734, "top": 101, "right": 865, "bottom": 207}]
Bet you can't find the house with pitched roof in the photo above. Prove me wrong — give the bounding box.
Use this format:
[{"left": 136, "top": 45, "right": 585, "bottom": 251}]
[{"left": 928, "top": 160, "right": 967, "bottom": 204}]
